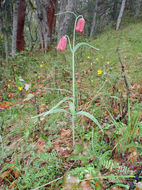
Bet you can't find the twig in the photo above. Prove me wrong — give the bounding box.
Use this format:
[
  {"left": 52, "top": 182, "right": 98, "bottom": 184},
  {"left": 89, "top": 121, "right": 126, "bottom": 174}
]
[
  {"left": 116, "top": 47, "right": 130, "bottom": 121},
  {"left": 32, "top": 176, "right": 64, "bottom": 190},
  {"left": 32, "top": 161, "right": 76, "bottom": 190}
]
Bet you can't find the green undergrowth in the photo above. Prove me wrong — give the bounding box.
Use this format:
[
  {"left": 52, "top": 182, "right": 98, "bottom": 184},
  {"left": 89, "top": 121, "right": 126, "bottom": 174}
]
[{"left": 0, "top": 21, "right": 142, "bottom": 189}]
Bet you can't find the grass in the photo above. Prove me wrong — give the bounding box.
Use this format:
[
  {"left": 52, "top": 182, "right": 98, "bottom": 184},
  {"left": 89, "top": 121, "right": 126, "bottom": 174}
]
[{"left": 0, "top": 20, "right": 142, "bottom": 189}]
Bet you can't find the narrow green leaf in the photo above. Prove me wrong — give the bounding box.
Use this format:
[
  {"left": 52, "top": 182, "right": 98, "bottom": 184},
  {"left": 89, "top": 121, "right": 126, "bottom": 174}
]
[
  {"left": 74, "top": 42, "right": 99, "bottom": 52},
  {"left": 32, "top": 97, "right": 73, "bottom": 118},
  {"left": 44, "top": 108, "right": 71, "bottom": 115},
  {"left": 33, "top": 108, "right": 71, "bottom": 119},
  {"left": 106, "top": 109, "right": 119, "bottom": 128},
  {"left": 77, "top": 111, "right": 103, "bottom": 133}
]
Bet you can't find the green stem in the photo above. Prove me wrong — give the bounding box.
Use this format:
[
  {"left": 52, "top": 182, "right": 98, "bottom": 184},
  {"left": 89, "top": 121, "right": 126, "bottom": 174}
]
[
  {"left": 72, "top": 15, "right": 83, "bottom": 115},
  {"left": 72, "top": 15, "right": 83, "bottom": 146},
  {"left": 72, "top": 51, "right": 75, "bottom": 146},
  {"left": 65, "top": 35, "right": 73, "bottom": 53},
  {"left": 72, "top": 114, "right": 75, "bottom": 146},
  {"left": 55, "top": 11, "right": 77, "bottom": 18},
  {"left": 72, "top": 52, "right": 75, "bottom": 107}
]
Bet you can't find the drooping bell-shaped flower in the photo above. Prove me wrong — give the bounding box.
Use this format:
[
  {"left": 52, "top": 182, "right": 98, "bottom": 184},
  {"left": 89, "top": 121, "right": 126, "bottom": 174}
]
[
  {"left": 56, "top": 36, "right": 67, "bottom": 52},
  {"left": 75, "top": 17, "right": 85, "bottom": 34}
]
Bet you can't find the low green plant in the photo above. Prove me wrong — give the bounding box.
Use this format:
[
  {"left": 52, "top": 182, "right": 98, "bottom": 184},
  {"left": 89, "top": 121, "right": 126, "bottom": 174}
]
[
  {"left": 0, "top": 145, "right": 63, "bottom": 189},
  {"left": 107, "top": 101, "right": 141, "bottom": 154},
  {"left": 15, "top": 150, "right": 63, "bottom": 189}
]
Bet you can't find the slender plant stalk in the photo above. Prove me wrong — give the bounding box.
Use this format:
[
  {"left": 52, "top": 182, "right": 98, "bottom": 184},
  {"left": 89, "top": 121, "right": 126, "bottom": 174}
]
[
  {"left": 71, "top": 15, "right": 83, "bottom": 146},
  {"left": 65, "top": 34, "right": 75, "bottom": 145},
  {"left": 55, "top": 11, "right": 77, "bottom": 18},
  {"left": 72, "top": 51, "right": 75, "bottom": 146}
]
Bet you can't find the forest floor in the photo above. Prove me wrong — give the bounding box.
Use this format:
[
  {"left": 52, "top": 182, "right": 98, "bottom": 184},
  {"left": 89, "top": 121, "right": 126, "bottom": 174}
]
[{"left": 0, "top": 21, "right": 142, "bottom": 189}]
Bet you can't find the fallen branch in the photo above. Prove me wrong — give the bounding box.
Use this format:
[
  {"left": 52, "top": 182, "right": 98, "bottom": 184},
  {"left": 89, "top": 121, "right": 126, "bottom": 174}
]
[{"left": 116, "top": 47, "right": 130, "bottom": 122}]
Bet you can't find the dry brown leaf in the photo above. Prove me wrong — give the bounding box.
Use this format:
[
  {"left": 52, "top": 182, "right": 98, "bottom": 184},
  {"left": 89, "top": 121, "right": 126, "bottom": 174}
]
[
  {"left": 128, "top": 147, "right": 137, "bottom": 163},
  {"left": 53, "top": 144, "right": 72, "bottom": 157},
  {"left": 39, "top": 103, "right": 47, "bottom": 112},
  {"left": 39, "top": 107, "right": 45, "bottom": 112},
  {"left": 7, "top": 93, "right": 15, "bottom": 98},
  {"left": 79, "top": 181, "right": 92, "bottom": 190},
  {"left": 13, "top": 170, "right": 20, "bottom": 179},
  {"left": 129, "top": 151, "right": 137, "bottom": 163},
  {"left": 60, "top": 129, "right": 72, "bottom": 139},
  {"left": 113, "top": 108, "right": 120, "bottom": 115},
  {"left": 34, "top": 138, "right": 46, "bottom": 151},
  {"left": 0, "top": 170, "right": 11, "bottom": 181}
]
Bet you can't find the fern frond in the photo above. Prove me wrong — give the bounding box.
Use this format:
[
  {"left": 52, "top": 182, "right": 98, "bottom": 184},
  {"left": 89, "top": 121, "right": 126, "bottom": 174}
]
[{"left": 101, "top": 159, "right": 129, "bottom": 174}]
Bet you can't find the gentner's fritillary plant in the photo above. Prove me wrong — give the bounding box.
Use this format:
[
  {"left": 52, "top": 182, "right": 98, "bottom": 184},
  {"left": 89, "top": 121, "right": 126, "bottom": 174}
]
[{"left": 33, "top": 12, "right": 103, "bottom": 146}]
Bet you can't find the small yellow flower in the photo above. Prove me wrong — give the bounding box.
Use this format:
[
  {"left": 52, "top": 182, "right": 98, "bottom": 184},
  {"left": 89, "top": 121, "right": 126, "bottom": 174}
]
[
  {"left": 102, "top": 56, "right": 104, "bottom": 59},
  {"left": 40, "top": 64, "right": 43, "bottom": 68},
  {"left": 96, "top": 58, "right": 99, "bottom": 61},
  {"left": 9, "top": 79, "right": 11, "bottom": 82},
  {"left": 8, "top": 84, "right": 10, "bottom": 88},
  {"left": 107, "top": 61, "right": 110, "bottom": 65},
  {"left": 42, "top": 62, "right": 45, "bottom": 66},
  {"left": 18, "top": 87, "right": 23, "bottom": 91},
  {"left": 97, "top": 70, "right": 103, "bottom": 75},
  {"left": 87, "top": 56, "right": 90, "bottom": 59}
]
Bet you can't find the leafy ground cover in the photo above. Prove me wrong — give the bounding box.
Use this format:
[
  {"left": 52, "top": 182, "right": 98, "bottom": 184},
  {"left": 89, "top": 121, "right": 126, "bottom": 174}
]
[{"left": 0, "top": 21, "right": 142, "bottom": 189}]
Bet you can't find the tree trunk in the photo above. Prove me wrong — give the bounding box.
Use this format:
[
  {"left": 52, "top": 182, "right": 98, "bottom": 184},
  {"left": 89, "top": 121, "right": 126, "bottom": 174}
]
[
  {"left": 99, "top": 0, "right": 107, "bottom": 32},
  {"left": 89, "top": 0, "right": 98, "bottom": 38},
  {"left": 12, "top": 0, "right": 19, "bottom": 57},
  {"left": 0, "top": 15, "right": 9, "bottom": 61},
  {"left": 4, "top": 32, "right": 9, "bottom": 62},
  {"left": 16, "top": 0, "right": 26, "bottom": 52},
  {"left": 0, "top": 0, "right": 13, "bottom": 60},
  {"left": 135, "top": 0, "right": 142, "bottom": 16},
  {"left": 46, "top": 0, "right": 57, "bottom": 44},
  {"left": 57, "top": 0, "right": 67, "bottom": 41},
  {"left": 116, "top": 0, "right": 126, "bottom": 31},
  {"left": 36, "top": 0, "right": 50, "bottom": 51},
  {"left": 112, "top": 0, "right": 119, "bottom": 20},
  {"left": 57, "top": 0, "right": 74, "bottom": 42}
]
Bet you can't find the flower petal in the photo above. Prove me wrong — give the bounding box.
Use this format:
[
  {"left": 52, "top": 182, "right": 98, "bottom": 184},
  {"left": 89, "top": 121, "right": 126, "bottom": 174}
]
[{"left": 56, "top": 36, "right": 67, "bottom": 52}]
